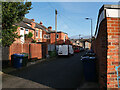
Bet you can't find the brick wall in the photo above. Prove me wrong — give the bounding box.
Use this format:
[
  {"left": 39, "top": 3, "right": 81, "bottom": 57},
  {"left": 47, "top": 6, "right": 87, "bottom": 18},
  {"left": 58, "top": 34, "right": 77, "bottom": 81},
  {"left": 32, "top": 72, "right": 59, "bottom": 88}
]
[
  {"left": 50, "top": 32, "right": 69, "bottom": 45},
  {"left": 92, "top": 18, "right": 107, "bottom": 88},
  {"left": 30, "top": 43, "right": 42, "bottom": 59},
  {"left": 92, "top": 17, "right": 120, "bottom": 88},
  {"left": 9, "top": 43, "right": 43, "bottom": 61},
  {"left": 106, "top": 17, "right": 120, "bottom": 88}
]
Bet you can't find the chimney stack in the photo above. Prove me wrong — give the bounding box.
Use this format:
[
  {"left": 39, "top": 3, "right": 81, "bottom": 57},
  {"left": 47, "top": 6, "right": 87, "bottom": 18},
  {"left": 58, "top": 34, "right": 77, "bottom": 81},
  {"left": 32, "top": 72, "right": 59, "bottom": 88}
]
[
  {"left": 31, "top": 19, "right": 35, "bottom": 22},
  {"left": 40, "top": 21, "right": 43, "bottom": 25},
  {"left": 48, "top": 26, "right": 52, "bottom": 31}
]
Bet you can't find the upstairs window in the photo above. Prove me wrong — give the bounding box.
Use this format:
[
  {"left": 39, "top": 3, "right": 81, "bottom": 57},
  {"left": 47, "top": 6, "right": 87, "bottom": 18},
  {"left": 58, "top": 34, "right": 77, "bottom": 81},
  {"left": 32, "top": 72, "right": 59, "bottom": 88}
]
[
  {"left": 36, "top": 30, "right": 38, "bottom": 38},
  {"left": 43, "top": 34, "right": 50, "bottom": 39},
  {"left": 56, "top": 34, "right": 59, "bottom": 39},
  {"left": 25, "top": 29, "right": 29, "bottom": 34}
]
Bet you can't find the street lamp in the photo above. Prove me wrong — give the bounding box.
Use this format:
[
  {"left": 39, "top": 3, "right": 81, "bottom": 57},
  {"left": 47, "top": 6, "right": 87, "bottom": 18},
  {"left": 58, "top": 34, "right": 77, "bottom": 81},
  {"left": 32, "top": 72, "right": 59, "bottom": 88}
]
[
  {"left": 85, "top": 17, "right": 92, "bottom": 43},
  {"left": 79, "top": 34, "right": 81, "bottom": 41}
]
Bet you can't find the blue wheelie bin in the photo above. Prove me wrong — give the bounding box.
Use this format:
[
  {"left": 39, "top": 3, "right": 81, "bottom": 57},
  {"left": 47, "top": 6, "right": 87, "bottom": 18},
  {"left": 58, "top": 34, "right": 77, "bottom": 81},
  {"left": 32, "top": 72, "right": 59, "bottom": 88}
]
[
  {"left": 12, "top": 54, "right": 24, "bottom": 68},
  {"left": 82, "top": 58, "right": 96, "bottom": 82}
]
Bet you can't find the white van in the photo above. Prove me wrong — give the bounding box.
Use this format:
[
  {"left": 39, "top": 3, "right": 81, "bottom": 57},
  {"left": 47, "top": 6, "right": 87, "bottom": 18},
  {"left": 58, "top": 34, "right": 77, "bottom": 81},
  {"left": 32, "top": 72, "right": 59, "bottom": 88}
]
[{"left": 58, "top": 45, "right": 74, "bottom": 56}]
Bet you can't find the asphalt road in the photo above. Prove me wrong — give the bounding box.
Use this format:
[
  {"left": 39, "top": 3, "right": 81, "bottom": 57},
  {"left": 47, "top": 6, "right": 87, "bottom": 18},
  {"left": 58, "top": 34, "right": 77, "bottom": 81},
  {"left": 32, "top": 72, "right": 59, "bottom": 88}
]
[{"left": 2, "top": 51, "right": 86, "bottom": 89}]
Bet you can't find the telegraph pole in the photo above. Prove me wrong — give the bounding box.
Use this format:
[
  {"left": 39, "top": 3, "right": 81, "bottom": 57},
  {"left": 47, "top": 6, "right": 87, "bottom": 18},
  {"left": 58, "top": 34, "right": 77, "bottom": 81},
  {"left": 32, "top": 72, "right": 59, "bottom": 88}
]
[{"left": 55, "top": 9, "right": 57, "bottom": 46}]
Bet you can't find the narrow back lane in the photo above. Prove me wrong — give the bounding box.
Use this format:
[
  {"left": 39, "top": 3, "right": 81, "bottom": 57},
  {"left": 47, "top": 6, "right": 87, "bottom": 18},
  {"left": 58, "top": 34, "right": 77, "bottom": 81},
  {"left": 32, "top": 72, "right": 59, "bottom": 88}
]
[{"left": 3, "top": 51, "right": 86, "bottom": 89}]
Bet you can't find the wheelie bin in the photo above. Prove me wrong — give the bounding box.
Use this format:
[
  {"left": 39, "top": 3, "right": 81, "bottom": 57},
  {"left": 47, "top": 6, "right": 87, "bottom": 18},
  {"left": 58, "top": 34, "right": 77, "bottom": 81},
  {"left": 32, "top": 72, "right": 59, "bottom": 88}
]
[
  {"left": 11, "top": 54, "right": 24, "bottom": 68},
  {"left": 82, "top": 58, "right": 96, "bottom": 82},
  {"left": 20, "top": 53, "right": 28, "bottom": 66}
]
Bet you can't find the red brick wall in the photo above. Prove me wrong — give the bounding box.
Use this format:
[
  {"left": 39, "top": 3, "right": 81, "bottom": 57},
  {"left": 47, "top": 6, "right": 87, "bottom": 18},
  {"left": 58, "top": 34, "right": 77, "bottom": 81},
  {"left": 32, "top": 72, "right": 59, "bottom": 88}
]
[
  {"left": 50, "top": 32, "right": 69, "bottom": 44},
  {"left": 9, "top": 43, "right": 23, "bottom": 60},
  {"left": 106, "top": 17, "right": 120, "bottom": 88},
  {"left": 30, "top": 44, "right": 42, "bottom": 59},
  {"left": 92, "top": 18, "right": 107, "bottom": 88},
  {"left": 92, "top": 17, "right": 120, "bottom": 88},
  {"left": 9, "top": 43, "right": 42, "bottom": 60},
  {"left": 50, "top": 33, "right": 56, "bottom": 44}
]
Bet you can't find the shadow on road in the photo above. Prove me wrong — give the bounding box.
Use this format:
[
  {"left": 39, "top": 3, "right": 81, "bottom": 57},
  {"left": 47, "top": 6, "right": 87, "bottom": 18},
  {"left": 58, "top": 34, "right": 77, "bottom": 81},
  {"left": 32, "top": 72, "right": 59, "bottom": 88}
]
[{"left": 2, "top": 52, "right": 98, "bottom": 89}]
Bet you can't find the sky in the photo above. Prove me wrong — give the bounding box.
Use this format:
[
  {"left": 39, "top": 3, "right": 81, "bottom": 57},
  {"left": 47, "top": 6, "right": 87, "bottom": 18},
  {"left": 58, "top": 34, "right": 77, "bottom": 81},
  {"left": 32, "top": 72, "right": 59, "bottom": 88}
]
[{"left": 25, "top": 2, "right": 118, "bottom": 38}]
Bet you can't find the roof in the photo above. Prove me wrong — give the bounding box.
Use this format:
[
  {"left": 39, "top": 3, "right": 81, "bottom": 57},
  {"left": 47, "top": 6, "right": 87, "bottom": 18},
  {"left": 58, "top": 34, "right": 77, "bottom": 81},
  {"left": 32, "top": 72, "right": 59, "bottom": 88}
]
[
  {"left": 15, "top": 21, "right": 35, "bottom": 30},
  {"left": 38, "top": 24, "right": 48, "bottom": 30},
  {"left": 70, "top": 39, "right": 90, "bottom": 42},
  {"left": 23, "top": 18, "right": 48, "bottom": 32},
  {"left": 94, "top": 5, "right": 120, "bottom": 37},
  {"left": 23, "top": 18, "right": 33, "bottom": 25},
  {"left": 48, "top": 30, "right": 68, "bottom": 35},
  {"left": 35, "top": 23, "right": 48, "bottom": 32}
]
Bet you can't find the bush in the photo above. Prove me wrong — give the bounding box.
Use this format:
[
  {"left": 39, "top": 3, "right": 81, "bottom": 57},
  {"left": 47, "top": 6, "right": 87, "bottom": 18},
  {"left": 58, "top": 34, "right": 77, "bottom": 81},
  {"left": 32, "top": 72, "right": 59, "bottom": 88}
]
[
  {"left": 27, "top": 32, "right": 33, "bottom": 38},
  {"left": 32, "top": 40, "right": 36, "bottom": 43},
  {"left": 25, "top": 32, "right": 33, "bottom": 38}
]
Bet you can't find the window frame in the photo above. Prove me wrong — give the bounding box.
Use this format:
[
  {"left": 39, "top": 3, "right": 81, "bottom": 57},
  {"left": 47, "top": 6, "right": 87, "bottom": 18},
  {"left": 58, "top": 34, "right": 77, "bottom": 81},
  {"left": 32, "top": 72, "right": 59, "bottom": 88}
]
[
  {"left": 40, "top": 30, "right": 42, "bottom": 38},
  {"left": 36, "top": 30, "right": 39, "bottom": 38},
  {"left": 56, "top": 34, "right": 59, "bottom": 39}
]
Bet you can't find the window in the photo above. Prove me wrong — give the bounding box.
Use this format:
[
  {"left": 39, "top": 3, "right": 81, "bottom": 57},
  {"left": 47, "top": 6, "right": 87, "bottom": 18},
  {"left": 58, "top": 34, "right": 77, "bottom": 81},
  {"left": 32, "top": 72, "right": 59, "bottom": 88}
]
[
  {"left": 43, "top": 34, "right": 46, "bottom": 39},
  {"left": 20, "top": 27, "right": 24, "bottom": 30},
  {"left": 25, "top": 29, "right": 29, "bottom": 34},
  {"left": 56, "top": 34, "right": 59, "bottom": 39},
  {"left": 40, "top": 31, "right": 42, "bottom": 38},
  {"left": 43, "top": 34, "right": 50, "bottom": 39},
  {"left": 64, "top": 35, "right": 66, "bottom": 42},
  {"left": 36, "top": 30, "right": 38, "bottom": 38},
  {"left": 48, "top": 35, "right": 50, "bottom": 39}
]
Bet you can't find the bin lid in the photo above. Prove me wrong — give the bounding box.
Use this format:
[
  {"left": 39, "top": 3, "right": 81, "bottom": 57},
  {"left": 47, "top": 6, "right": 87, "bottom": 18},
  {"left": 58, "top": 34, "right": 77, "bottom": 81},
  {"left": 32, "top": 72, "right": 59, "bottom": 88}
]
[
  {"left": 13, "top": 54, "right": 24, "bottom": 57},
  {"left": 20, "top": 53, "right": 28, "bottom": 56}
]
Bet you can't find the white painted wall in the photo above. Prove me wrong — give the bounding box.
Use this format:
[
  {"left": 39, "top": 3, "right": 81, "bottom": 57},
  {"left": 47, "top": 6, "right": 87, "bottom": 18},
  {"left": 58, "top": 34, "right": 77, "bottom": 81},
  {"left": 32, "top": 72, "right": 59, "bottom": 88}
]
[
  {"left": 106, "top": 9, "right": 120, "bottom": 18},
  {"left": 20, "top": 27, "right": 25, "bottom": 44}
]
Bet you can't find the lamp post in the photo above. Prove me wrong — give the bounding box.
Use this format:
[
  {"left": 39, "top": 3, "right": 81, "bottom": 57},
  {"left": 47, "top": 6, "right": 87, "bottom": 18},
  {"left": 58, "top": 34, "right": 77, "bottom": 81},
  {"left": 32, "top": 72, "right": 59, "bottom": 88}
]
[{"left": 85, "top": 17, "right": 92, "bottom": 43}]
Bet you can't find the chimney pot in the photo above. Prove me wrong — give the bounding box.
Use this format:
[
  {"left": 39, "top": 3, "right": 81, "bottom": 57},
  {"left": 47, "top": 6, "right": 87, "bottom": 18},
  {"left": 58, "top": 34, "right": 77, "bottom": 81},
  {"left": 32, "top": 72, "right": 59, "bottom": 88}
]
[
  {"left": 40, "top": 21, "right": 43, "bottom": 25},
  {"left": 48, "top": 26, "right": 52, "bottom": 30},
  {"left": 31, "top": 19, "right": 35, "bottom": 22}
]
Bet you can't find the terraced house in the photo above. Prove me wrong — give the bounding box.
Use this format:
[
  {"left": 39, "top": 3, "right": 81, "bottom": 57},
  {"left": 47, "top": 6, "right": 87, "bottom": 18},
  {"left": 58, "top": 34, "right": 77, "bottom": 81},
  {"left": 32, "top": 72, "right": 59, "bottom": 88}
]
[
  {"left": 14, "top": 18, "right": 69, "bottom": 45},
  {"left": 14, "top": 18, "right": 50, "bottom": 44}
]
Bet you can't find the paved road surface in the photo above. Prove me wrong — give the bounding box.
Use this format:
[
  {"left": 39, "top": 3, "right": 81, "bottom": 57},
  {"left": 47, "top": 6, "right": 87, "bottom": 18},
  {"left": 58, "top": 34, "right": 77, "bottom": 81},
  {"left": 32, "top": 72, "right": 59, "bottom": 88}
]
[{"left": 2, "top": 51, "right": 86, "bottom": 89}]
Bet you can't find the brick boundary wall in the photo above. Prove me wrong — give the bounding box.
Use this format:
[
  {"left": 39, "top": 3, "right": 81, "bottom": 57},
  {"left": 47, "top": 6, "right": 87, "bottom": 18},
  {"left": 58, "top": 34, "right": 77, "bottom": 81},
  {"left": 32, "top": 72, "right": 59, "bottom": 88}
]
[
  {"left": 92, "top": 17, "right": 120, "bottom": 88},
  {"left": 92, "top": 18, "right": 107, "bottom": 88},
  {"left": 107, "top": 17, "right": 120, "bottom": 88},
  {"left": 9, "top": 43, "right": 43, "bottom": 61}
]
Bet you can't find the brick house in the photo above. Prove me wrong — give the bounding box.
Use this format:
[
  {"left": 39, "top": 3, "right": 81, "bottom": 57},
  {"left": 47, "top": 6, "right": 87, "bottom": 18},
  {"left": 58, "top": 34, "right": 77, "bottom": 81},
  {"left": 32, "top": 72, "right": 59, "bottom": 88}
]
[
  {"left": 92, "top": 5, "right": 120, "bottom": 88},
  {"left": 46, "top": 26, "right": 69, "bottom": 45},
  {"left": 14, "top": 18, "right": 70, "bottom": 46},
  {"left": 70, "top": 39, "right": 91, "bottom": 49},
  {"left": 14, "top": 20, "right": 35, "bottom": 44},
  {"left": 14, "top": 18, "right": 50, "bottom": 44}
]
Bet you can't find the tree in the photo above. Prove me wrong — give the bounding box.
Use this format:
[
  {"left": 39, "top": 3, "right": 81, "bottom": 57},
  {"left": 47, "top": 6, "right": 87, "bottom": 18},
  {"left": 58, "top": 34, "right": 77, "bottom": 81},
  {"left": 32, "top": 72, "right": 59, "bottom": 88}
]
[{"left": 2, "top": 1, "right": 32, "bottom": 47}]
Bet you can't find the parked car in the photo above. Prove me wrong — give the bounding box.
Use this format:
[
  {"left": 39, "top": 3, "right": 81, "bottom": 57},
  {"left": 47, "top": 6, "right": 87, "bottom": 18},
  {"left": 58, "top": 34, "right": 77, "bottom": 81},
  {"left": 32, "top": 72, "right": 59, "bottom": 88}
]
[
  {"left": 74, "top": 47, "right": 80, "bottom": 53},
  {"left": 58, "top": 45, "right": 74, "bottom": 56},
  {"left": 86, "top": 50, "right": 95, "bottom": 55},
  {"left": 80, "top": 47, "right": 84, "bottom": 52},
  {"left": 86, "top": 49, "right": 94, "bottom": 53},
  {"left": 85, "top": 48, "right": 89, "bottom": 50}
]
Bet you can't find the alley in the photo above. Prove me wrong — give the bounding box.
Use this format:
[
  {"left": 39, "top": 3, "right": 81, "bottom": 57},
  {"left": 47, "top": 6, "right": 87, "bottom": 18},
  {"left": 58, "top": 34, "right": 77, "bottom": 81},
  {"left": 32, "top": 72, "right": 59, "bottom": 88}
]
[{"left": 2, "top": 51, "right": 86, "bottom": 89}]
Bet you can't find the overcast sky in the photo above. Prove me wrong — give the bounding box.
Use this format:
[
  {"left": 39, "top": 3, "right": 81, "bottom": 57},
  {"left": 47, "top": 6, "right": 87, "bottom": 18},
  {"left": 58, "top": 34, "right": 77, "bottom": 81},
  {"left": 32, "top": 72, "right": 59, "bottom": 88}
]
[{"left": 25, "top": 2, "right": 118, "bottom": 38}]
